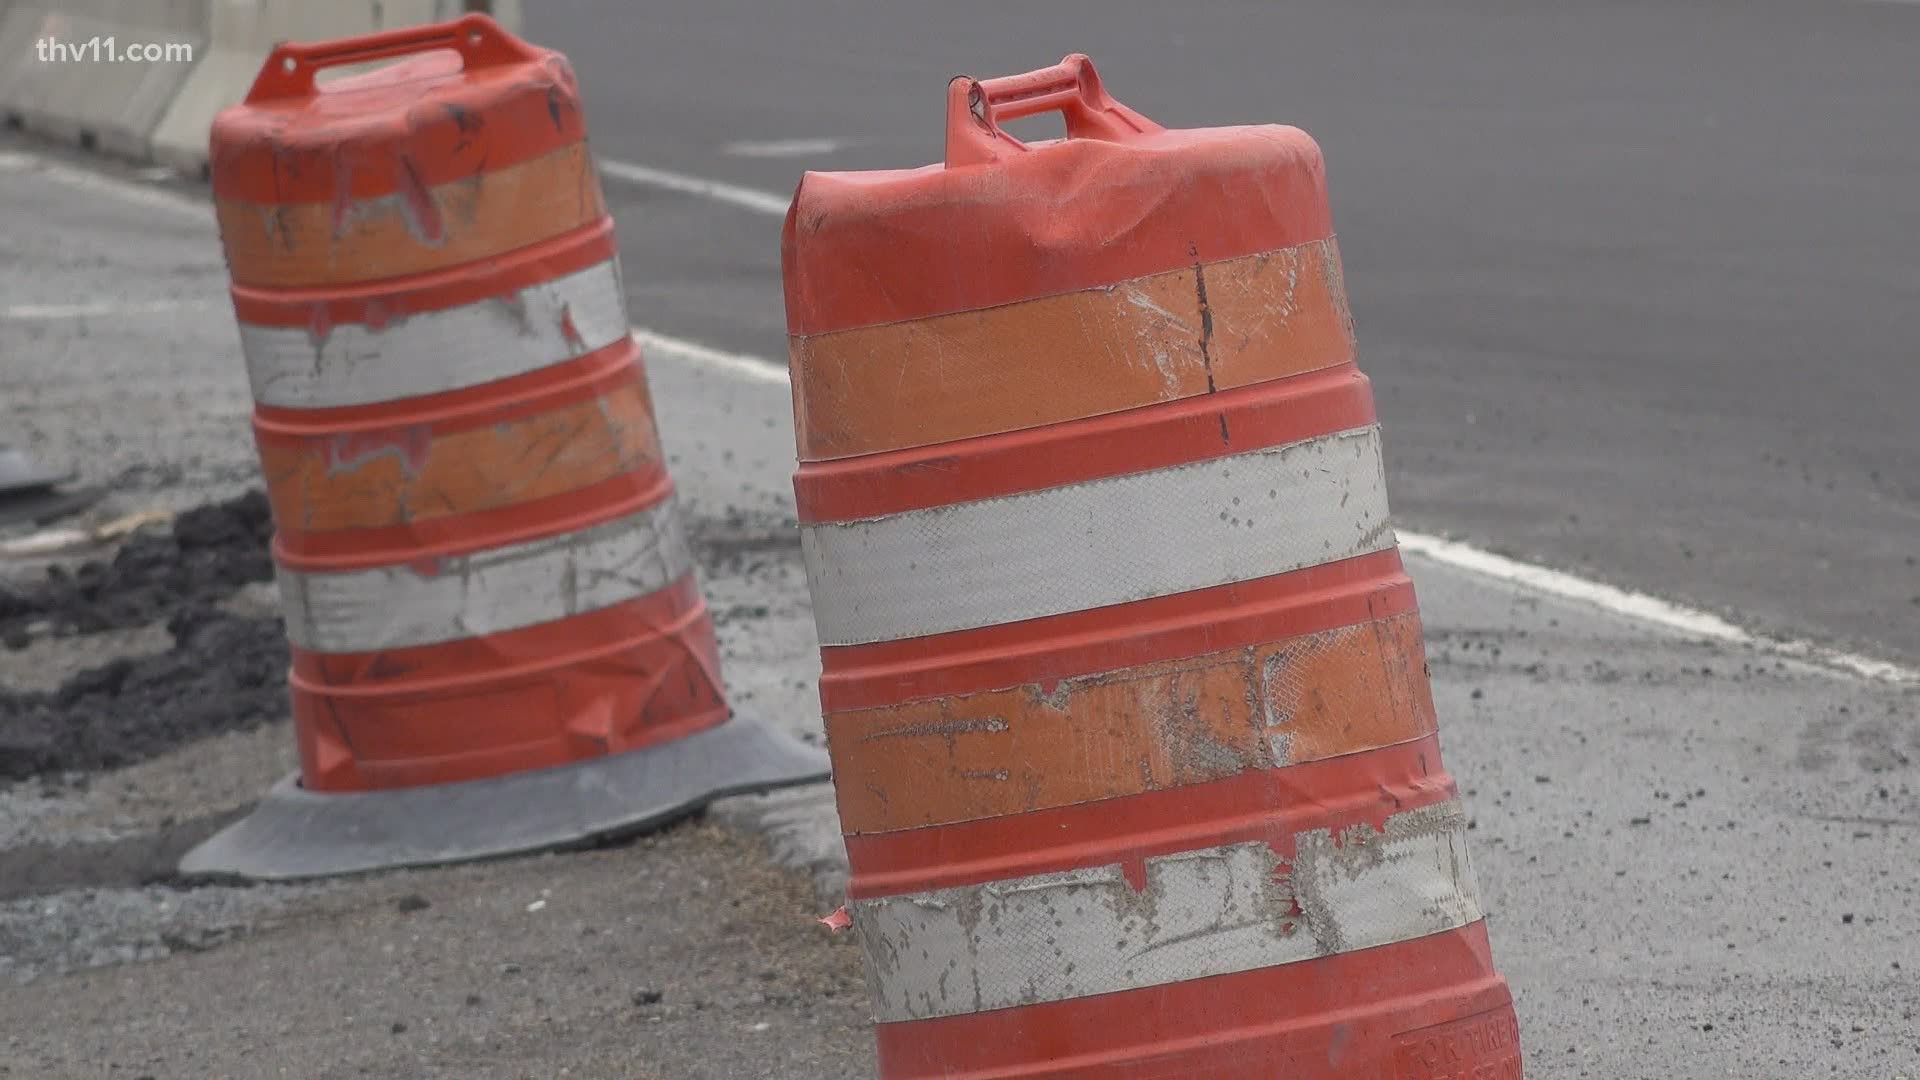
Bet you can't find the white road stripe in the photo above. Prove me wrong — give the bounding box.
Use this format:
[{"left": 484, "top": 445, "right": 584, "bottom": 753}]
[
  {"left": 277, "top": 498, "right": 694, "bottom": 654},
  {"left": 597, "top": 158, "right": 794, "bottom": 217},
  {"left": 855, "top": 800, "right": 1482, "bottom": 1022},
  {"left": 633, "top": 329, "right": 790, "bottom": 386},
  {"left": 723, "top": 138, "right": 854, "bottom": 158},
  {"left": 239, "top": 258, "right": 631, "bottom": 408},
  {"left": 2, "top": 299, "right": 210, "bottom": 320},
  {"left": 802, "top": 427, "right": 1393, "bottom": 645},
  {"left": 1395, "top": 533, "right": 1918, "bottom": 684}
]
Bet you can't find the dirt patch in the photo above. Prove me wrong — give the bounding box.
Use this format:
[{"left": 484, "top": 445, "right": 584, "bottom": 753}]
[
  {"left": 0, "top": 608, "right": 289, "bottom": 783},
  {"left": 0, "top": 488, "right": 273, "bottom": 643},
  {"left": 0, "top": 490, "right": 288, "bottom": 784}
]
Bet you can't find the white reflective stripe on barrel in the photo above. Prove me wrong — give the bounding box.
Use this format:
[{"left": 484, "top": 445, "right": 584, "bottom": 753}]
[
  {"left": 801, "top": 426, "right": 1393, "bottom": 646},
  {"left": 277, "top": 497, "right": 693, "bottom": 654},
  {"left": 854, "top": 799, "right": 1482, "bottom": 1023},
  {"left": 239, "top": 258, "right": 630, "bottom": 409}
]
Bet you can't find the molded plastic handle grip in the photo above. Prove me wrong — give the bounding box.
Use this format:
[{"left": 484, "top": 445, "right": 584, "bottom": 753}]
[
  {"left": 944, "top": 54, "right": 1162, "bottom": 168},
  {"left": 244, "top": 13, "right": 537, "bottom": 104}
]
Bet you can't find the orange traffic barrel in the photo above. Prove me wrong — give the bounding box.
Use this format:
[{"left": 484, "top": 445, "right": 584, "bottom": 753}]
[
  {"left": 784, "top": 56, "right": 1524, "bottom": 1078},
  {"left": 180, "top": 15, "right": 826, "bottom": 880}
]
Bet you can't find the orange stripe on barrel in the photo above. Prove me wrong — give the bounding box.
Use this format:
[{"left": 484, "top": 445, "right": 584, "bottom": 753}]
[
  {"left": 795, "top": 363, "right": 1377, "bottom": 523},
  {"left": 259, "top": 375, "right": 662, "bottom": 535},
  {"left": 827, "top": 612, "right": 1435, "bottom": 834},
  {"left": 790, "top": 239, "right": 1353, "bottom": 460},
  {"left": 216, "top": 142, "right": 606, "bottom": 288},
  {"left": 820, "top": 550, "right": 1413, "bottom": 713}
]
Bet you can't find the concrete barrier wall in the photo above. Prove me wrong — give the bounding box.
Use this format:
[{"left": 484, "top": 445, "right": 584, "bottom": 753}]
[
  {"left": 0, "top": 0, "right": 522, "bottom": 173},
  {"left": 0, "top": 0, "right": 207, "bottom": 159},
  {"left": 152, "top": 0, "right": 523, "bottom": 176}
]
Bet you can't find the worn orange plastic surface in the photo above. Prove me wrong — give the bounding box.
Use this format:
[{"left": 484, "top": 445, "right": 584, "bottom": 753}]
[
  {"left": 215, "top": 15, "right": 726, "bottom": 794},
  {"left": 292, "top": 577, "right": 725, "bottom": 791},
  {"left": 785, "top": 54, "right": 1522, "bottom": 1079},
  {"left": 226, "top": 215, "right": 619, "bottom": 329},
  {"left": 790, "top": 239, "right": 1355, "bottom": 460},
  {"left": 216, "top": 144, "right": 604, "bottom": 287},
  {"left": 817, "top": 547, "right": 1413, "bottom": 712},
  {"left": 794, "top": 362, "right": 1376, "bottom": 523},
  {"left": 848, "top": 737, "right": 1520, "bottom": 1078},
  {"left": 211, "top": 18, "right": 587, "bottom": 203},
  {"left": 255, "top": 342, "right": 664, "bottom": 549},
  {"left": 785, "top": 53, "right": 1348, "bottom": 466},
  {"left": 212, "top": 19, "right": 598, "bottom": 288},
  {"left": 783, "top": 60, "right": 1332, "bottom": 339},
  {"left": 827, "top": 610, "right": 1437, "bottom": 833}
]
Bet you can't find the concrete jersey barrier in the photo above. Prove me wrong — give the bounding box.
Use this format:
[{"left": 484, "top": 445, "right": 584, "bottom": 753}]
[
  {"left": 0, "top": 0, "right": 205, "bottom": 159},
  {"left": 0, "top": 0, "right": 522, "bottom": 173}
]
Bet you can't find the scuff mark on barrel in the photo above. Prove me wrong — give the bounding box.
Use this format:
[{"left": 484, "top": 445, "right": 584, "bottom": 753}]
[
  {"left": 558, "top": 302, "right": 586, "bottom": 353},
  {"left": 1287, "top": 798, "right": 1470, "bottom": 956},
  {"left": 1189, "top": 242, "right": 1228, "bottom": 443},
  {"left": 1149, "top": 668, "right": 1261, "bottom": 785},
  {"left": 305, "top": 303, "right": 334, "bottom": 358},
  {"left": 262, "top": 203, "right": 296, "bottom": 254},
  {"left": 492, "top": 290, "right": 533, "bottom": 336},
  {"left": 441, "top": 101, "right": 481, "bottom": 153},
  {"left": 395, "top": 154, "right": 447, "bottom": 245},
  {"left": 862, "top": 715, "right": 1009, "bottom": 744},
  {"left": 1324, "top": 238, "right": 1356, "bottom": 341},
  {"left": 328, "top": 149, "right": 357, "bottom": 242},
  {"left": 325, "top": 426, "right": 433, "bottom": 478}
]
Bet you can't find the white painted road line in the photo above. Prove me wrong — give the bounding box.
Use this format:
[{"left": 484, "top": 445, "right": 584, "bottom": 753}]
[
  {"left": 2, "top": 299, "right": 210, "bottom": 321},
  {"left": 597, "top": 158, "right": 794, "bottom": 217},
  {"left": 633, "top": 329, "right": 792, "bottom": 386},
  {"left": 1396, "top": 532, "right": 1919, "bottom": 685},
  {"left": 723, "top": 138, "right": 856, "bottom": 158}
]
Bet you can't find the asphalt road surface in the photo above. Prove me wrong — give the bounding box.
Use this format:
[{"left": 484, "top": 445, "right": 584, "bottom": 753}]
[{"left": 528, "top": 0, "right": 1920, "bottom": 665}]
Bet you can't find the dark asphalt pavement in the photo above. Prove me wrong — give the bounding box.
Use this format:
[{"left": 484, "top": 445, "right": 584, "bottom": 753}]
[{"left": 528, "top": 0, "right": 1920, "bottom": 663}]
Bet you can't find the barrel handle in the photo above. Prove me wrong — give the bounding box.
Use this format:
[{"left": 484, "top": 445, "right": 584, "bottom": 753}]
[
  {"left": 245, "top": 13, "right": 537, "bottom": 104},
  {"left": 944, "top": 54, "right": 1162, "bottom": 168}
]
